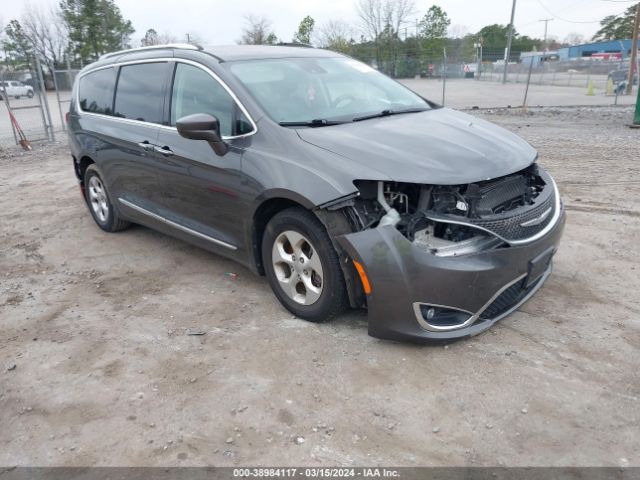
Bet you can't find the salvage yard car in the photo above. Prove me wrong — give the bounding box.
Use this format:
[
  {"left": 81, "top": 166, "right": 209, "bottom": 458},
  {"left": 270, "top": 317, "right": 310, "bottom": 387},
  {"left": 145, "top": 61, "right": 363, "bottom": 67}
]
[
  {"left": 67, "top": 44, "right": 565, "bottom": 342},
  {"left": 0, "top": 80, "right": 35, "bottom": 99},
  {"left": 607, "top": 68, "right": 638, "bottom": 86}
]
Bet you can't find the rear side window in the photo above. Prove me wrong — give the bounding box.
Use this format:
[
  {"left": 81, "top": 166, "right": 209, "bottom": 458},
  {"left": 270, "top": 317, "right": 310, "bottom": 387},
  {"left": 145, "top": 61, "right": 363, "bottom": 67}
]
[
  {"left": 114, "top": 63, "right": 168, "bottom": 123},
  {"left": 170, "top": 63, "right": 252, "bottom": 136},
  {"left": 79, "top": 68, "right": 115, "bottom": 115}
]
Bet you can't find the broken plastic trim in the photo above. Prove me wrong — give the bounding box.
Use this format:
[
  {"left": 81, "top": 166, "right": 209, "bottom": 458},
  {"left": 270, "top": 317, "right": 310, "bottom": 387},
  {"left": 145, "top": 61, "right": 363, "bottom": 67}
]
[{"left": 425, "top": 176, "right": 561, "bottom": 247}]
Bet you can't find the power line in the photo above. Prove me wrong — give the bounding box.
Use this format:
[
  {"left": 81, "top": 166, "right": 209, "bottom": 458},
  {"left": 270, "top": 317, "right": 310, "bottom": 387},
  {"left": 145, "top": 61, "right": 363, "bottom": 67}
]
[
  {"left": 515, "top": 0, "right": 588, "bottom": 27},
  {"left": 536, "top": 0, "right": 605, "bottom": 23}
]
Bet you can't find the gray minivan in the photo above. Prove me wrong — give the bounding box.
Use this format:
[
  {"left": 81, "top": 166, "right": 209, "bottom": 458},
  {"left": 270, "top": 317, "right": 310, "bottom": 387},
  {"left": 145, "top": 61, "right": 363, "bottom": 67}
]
[{"left": 68, "top": 43, "right": 565, "bottom": 342}]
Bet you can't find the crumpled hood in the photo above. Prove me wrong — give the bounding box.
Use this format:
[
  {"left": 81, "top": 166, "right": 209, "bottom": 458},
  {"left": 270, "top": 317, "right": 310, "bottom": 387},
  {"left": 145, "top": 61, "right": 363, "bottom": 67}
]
[{"left": 296, "top": 108, "right": 538, "bottom": 185}]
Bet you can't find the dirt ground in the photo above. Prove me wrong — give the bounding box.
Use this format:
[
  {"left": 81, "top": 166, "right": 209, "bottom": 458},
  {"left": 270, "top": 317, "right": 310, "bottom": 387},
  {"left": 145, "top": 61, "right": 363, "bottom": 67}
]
[{"left": 1, "top": 106, "right": 639, "bottom": 467}]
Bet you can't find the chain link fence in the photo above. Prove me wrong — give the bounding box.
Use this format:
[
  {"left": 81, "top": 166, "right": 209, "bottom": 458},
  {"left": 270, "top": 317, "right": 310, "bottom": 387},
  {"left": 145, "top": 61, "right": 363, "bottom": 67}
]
[
  {"left": 1, "top": 46, "right": 638, "bottom": 150},
  {"left": 53, "top": 66, "right": 80, "bottom": 132},
  {"left": 348, "top": 45, "right": 638, "bottom": 108},
  {"left": 478, "top": 58, "right": 636, "bottom": 90},
  {"left": 0, "top": 58, "right": 81, "bottom": 149},
  {"left": 0, "top": 59, "right": 54, "bottom": 147}
]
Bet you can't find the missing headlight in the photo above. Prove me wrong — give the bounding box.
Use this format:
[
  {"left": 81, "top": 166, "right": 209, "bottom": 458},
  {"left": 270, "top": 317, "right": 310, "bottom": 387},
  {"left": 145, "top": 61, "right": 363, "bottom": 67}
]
[{"left": 412, "top": 224, "right": 503, "bottom": 257}]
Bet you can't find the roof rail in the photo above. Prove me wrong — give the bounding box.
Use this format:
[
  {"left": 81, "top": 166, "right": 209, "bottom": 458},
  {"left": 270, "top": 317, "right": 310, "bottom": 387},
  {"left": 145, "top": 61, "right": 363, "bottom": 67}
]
[
  {"left": 276, "top": 42, "right": 314, "bottom": 48},
  {"left": 100, "top": 43, "right": 202, "bottom": 60}
]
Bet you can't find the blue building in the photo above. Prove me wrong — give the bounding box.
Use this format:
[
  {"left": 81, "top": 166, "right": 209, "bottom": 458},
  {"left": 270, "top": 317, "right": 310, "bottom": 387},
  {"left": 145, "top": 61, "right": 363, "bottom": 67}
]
[{"left": 557, "top": 39, "right": 638, "bottom": 60}]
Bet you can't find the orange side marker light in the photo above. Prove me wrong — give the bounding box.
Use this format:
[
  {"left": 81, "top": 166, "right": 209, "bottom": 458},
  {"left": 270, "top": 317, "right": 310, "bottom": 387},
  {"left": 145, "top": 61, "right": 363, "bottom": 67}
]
[{"left": 352, "top": 259, "right": 372, "bottom": 295}]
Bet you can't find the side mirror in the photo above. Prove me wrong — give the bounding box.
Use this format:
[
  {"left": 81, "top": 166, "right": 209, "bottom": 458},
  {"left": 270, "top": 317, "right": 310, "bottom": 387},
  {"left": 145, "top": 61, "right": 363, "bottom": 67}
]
[{"left": 176, "top": 113, "right": 228, "bottom": 156}]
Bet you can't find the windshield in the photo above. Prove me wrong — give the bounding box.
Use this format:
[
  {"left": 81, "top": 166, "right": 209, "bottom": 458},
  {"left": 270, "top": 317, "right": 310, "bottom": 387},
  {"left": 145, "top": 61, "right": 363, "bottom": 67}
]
[{"left": 228, "top": 57, "right": 430, "bottom": 124}]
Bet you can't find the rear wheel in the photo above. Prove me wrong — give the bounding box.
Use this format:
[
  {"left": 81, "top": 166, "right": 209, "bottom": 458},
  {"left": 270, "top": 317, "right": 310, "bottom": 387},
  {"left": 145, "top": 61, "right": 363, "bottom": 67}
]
[
  {"left": 84, "top": 165, "right": 130, "bottom": 232},
  {"left": 262, "top": 207, "right": 347, "bottom": 322},
  {"left": 27, "top": 90, "right": 34, "bottom": 98}
]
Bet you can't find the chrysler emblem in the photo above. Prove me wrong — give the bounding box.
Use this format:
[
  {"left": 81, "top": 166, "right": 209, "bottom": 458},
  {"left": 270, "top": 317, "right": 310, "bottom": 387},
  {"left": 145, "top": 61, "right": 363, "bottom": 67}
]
[{"left": 520, "top": 207, "right": 552, "bottom": 227}]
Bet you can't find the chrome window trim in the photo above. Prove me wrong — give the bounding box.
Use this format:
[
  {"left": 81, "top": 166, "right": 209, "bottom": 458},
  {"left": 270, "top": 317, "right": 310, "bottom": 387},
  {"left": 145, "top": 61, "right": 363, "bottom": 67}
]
[
  {"left": 413, "top": 273, "right": 527, "bottom": 332},
  {"left": 118, "top": 198, "right": 237, "bottom": 251},
  {"left": 425, "top": 176, "right": 562, "bottom": 247},
  {"left": 76, "top": 57, "right": 258, "bottom": 140}
]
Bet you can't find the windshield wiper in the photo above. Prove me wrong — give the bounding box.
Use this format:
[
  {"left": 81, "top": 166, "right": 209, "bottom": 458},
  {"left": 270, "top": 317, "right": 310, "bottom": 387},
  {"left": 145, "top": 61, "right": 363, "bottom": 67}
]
[
  {"left": 279, "top": 119, "right": 346, "bottom": 127},
  {"left": 352, "top": 107, "right": 429, "bottom": 122}
]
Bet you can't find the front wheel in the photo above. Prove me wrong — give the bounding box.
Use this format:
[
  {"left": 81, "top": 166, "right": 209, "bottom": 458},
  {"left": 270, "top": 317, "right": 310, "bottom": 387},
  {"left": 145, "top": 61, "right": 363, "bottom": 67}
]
[
  {"left": 27, "top": 90, "right": 34, "bottom": 98},
  {"left": 262, "top": 207, "right": 348, "bottom": 322}
]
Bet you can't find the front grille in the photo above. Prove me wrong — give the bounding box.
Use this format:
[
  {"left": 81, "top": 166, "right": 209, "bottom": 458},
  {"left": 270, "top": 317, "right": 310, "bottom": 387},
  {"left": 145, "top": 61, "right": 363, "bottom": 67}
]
[
  {"left": 428, "top": 170, "right": 557, "bottom": 243},
  {"left": 479, "top": 277, "right": 541, "bottom": 320},
  {"left": 471, "top": 194, "right": 555, "bottom": 241},
  {"left": 475, "top": 175, "right": 527, "bottom": 215}
]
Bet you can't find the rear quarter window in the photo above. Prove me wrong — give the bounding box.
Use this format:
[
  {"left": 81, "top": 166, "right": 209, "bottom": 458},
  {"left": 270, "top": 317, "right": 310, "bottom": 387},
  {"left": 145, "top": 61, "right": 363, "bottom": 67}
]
[{"left": 79, "top": 68, "right": 115, "bottom": 115}]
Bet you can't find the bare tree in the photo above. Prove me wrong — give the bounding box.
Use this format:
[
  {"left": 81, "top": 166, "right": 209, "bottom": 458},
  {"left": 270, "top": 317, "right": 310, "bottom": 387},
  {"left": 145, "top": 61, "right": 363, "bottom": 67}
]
[
  {"left": 158, "top": 32, "right": 178, "bottom": 44},
  {"left": 238, "top": 15, "right": 278, "bottom": 45},
  {"left": 357, "top": 0, "right": 384, "bottom": 45},
  {"left": 20, "top": 5, "right": 68, "bottom": 68},
  {"left": 141, "top": 28, "right": 159, "bottom": 46},
  {"left": 381, "top": 0, "right": 414, "bottom": 41},
  {"left": 0, "top": 16, "right": 6, "bottom": 62},
  {"left": 564, "top": 32, "right": 585, "bottom": 46},
  {"left": 448, "top": 24, "right": 469, "bottom": 39},
  {"left": 315, "top": 20, "right": 353, "bottom": 53},
  {"left": 357, "top": 0, "right": 414, "bottom": 72}
]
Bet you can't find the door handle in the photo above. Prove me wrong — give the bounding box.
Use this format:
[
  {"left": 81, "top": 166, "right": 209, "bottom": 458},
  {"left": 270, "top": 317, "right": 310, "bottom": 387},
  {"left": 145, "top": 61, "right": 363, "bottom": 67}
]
[
  {"left": 153, "top": 146, "right": 174, "bottom": 156},
  {"left": 137, "top": 141, "right": 153, "bottom": 151}
]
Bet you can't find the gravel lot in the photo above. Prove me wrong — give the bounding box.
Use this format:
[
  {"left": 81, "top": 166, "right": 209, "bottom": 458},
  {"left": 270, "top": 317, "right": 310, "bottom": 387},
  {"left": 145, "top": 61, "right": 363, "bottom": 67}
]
[{"left": 1, "top": 106, "right": 639, "bottom": 467}]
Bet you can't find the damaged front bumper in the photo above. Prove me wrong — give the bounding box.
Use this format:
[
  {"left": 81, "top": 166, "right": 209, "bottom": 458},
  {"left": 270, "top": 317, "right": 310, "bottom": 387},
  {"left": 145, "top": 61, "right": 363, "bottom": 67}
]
[{"left": 337, "top": 206, "right": 566, "bottom": 342}]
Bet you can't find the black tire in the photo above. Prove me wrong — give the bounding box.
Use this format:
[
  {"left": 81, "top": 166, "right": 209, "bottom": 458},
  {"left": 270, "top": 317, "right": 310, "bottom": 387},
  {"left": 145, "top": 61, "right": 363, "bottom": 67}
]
[
  {"left": 27, "top": 90, "right": 34, "bottom": 98},
  {"left": 84, "top": 165, "right": 130, "bottom": 233},
  {"left": 262, "top": 207, "right": 348, "bottom": 322}
]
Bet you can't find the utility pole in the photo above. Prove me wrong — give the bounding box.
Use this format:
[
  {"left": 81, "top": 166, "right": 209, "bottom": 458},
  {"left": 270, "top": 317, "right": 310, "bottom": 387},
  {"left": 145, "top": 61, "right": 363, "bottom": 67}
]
[
  {"left": 626, "top": 2, "right": 640, "bottom": 95},
  {"left": 475, "top": 42, "right": 483, "bottom": 80},
  {"left": 635, "top": 81, "right": 640, "bottom": 124},
  {"left": 502, "top": 0, "right": 517, "bottom": 84},
  {"left": 539, "top": 18, "right": 553, "bottom": 51},
  {"left": 442, "top": 47, "right": 447, "bottom": 106}
]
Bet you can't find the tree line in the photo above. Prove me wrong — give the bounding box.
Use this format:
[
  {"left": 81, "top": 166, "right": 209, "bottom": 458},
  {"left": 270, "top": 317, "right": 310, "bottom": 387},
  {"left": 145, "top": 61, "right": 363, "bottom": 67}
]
[
  {"left": 237, "top": 0, "right": 543, "bottom": 77},
  {"left": 0, "top": 0, "right": 637, "bottom": 76},
  {"left": 1, "top": 0, "right": 134, "bottom": 70}
]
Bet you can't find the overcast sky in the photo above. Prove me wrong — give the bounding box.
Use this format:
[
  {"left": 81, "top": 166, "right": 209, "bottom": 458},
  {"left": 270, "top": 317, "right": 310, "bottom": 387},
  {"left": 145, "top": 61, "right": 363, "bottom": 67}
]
[{"left": 1, "top": 0, "right": 634, "bottom": 46}]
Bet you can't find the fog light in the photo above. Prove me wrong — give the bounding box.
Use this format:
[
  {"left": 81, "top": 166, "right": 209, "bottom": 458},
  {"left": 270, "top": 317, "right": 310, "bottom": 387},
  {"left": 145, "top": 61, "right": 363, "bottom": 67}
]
[{"left": 419, "top": 305, "right": 471, "bottom": 328}]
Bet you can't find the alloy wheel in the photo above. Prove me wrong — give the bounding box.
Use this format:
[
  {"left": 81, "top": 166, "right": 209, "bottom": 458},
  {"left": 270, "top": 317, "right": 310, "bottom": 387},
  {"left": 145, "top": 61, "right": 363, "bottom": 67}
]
[
  {"left": 271, "top": 230, "right": 324, "bottom": 305},
  {"left": 88, "top": 175, "right": 109, "bottom": 223}
]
